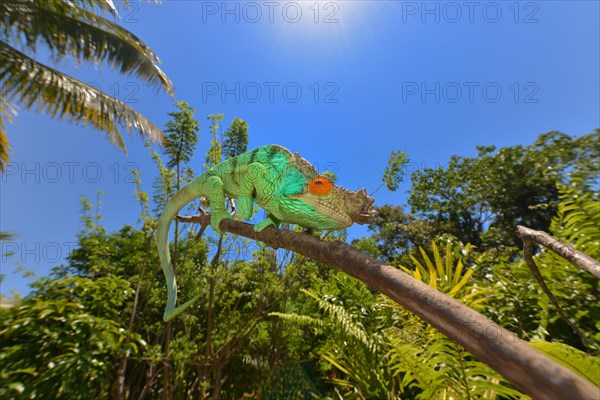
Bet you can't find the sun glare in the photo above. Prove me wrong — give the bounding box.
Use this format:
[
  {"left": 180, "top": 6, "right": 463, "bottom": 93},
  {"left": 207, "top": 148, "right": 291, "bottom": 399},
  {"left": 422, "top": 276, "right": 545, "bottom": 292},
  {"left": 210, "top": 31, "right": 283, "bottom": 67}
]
[{"left": 267, "top": 1, "right": 367, "bottom": 48}]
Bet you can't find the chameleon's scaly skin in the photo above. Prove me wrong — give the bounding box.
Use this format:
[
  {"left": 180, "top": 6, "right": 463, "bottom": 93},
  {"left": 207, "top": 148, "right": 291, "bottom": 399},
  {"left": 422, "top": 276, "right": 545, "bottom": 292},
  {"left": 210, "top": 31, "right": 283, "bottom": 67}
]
[{"left": 157, "top": 145, "right": 378, "bottom": 321}]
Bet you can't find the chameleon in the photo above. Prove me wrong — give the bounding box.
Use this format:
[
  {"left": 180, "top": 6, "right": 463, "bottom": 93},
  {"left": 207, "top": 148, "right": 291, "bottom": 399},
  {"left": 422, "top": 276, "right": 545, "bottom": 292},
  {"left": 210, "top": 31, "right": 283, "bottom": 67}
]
[{"left": 157, "top": 144, "right": 378, "bottom": 321}]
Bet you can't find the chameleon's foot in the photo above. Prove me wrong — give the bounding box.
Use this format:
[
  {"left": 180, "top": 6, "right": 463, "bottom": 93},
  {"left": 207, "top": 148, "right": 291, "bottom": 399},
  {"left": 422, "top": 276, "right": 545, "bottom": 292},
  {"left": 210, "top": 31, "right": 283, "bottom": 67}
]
[
  {"left": 254, "top": 219, "right": 276, "bottom": 232},
  {"left": 210, "top": 212, "right": 232, "bottom": 234},
  {"left": 254, "top": 213, "right": 280, "bottom": 233},
  {"left": 254, "top": 215, "right": 280, "bottom": 248}
]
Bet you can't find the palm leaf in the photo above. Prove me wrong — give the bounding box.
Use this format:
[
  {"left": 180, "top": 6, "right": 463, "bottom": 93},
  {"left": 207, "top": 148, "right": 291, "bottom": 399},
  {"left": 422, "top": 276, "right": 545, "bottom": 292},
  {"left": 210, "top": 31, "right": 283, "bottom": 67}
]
[
  {"left": 445, "top": 242, "right": 453, "bottom": 282},
  {"left": 0, "top": 0, "right": 173, "bottom": 95},
  {"left": 452, "top": 259, "right": 465, "bottom": 286},
  {"left": 0, "top": 99, "right": 16, "bottom": 170},
  {"left": 431, "top": 241, "right": 445, "bottom": 278},
  {"left": 447, "top": 267, "right": 473, "bottom": 298},
  {"left": 0, "top": 40, "right": 164, "bottom": 152},
  {"left": 0, "top": 231, "right": 15, "bottom": 241}
]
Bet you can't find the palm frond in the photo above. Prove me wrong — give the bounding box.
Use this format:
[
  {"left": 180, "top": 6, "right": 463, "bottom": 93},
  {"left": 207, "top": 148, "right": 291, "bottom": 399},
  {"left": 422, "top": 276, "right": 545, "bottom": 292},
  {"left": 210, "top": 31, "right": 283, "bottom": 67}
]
[
  {"left": 0, "top": 98, "right": 16, "bottom": 171},
  {"left": 0, "top": 40, "right": 164, "bottom": 152},
  {"left": 76, "top": 0, "right": 118, "bottom": 16},
  {"left": 0, "top": 0, "right": 173, "bottom": 95},
  {"left": 403, "top": 241, "right": 486, "bottom": 305},
  {"left": 0, "top": 231, "right": 15, "bottom": 241}
]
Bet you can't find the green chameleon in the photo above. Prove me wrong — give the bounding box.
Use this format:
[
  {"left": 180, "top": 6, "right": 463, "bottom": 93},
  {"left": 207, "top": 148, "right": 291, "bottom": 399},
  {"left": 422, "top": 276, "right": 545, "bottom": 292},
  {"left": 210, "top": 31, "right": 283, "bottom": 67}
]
[{"left": 157, "top": 144, "right": 378, "bottom": 321}]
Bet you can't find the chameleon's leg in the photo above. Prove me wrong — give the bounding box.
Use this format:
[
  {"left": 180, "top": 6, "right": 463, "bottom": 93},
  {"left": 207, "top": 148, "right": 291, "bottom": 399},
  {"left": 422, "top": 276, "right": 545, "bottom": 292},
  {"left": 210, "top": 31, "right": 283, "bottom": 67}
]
[
  {"left": 204, "top": 175, "right": 232, "bottom": 234},
  {"left": 254, "top": 213, "right": 280, "bottom": 232},
  {"left": 238, "top": 162, "right": 268, "bottom": 220},
  {"left": 237, "top": 196, "right": 254, "bottom": 220}
]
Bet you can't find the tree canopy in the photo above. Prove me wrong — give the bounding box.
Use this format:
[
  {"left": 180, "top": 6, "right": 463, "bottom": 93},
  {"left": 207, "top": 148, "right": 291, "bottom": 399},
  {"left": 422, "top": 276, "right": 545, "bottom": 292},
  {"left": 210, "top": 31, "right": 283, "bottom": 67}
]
[{"left": 407, "top": 130, "right": 599, "bottom": 251}]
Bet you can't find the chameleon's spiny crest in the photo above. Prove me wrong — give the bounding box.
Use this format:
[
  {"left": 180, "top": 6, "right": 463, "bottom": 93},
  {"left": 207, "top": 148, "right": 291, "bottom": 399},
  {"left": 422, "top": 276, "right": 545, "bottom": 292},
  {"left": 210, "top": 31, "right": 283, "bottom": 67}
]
[{"left": 157, "top": 144, "right": 378, "bottom": 321}]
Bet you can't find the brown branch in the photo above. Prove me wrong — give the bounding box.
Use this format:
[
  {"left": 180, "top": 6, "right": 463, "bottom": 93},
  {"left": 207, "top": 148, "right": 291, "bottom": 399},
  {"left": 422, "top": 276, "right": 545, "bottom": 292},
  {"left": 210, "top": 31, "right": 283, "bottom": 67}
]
[
  {"left": 517, "top": 225, "right": 600, "bottom": 279},
  {"left": 522, "top": 239, "right": 588, "bottom": 349},
  {"left": 176, "top": 214, "right": 599, "bottom": 399},
  {"left": 517, "top": 225, "right": 599, "bottom": 351}
]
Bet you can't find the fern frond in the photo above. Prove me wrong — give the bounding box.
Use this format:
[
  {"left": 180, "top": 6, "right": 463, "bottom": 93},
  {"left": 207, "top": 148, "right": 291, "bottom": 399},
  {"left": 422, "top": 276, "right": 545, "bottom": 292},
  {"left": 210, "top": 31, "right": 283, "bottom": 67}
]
[
  {"left": 551, "top": 183, "right": 600, "bottom": 259},
  {"left": 529, "top": 340, "right": 600, "bottom": 387},
  {"left": 268, "top": 312, "right": 324, "bottom": 328},
  {"left": 301, "top": 289, "right": 376, "bottom": 352}
]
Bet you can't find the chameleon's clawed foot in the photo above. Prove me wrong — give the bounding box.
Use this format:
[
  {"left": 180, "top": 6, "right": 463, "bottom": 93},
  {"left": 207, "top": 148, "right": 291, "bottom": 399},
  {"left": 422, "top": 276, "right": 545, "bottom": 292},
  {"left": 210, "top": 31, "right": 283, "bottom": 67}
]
[
  {"left": 228, "top": 198, "right": 237, "bottom": 217},
  {"left": 254, "top": 219, "right": 276, "bottom": 232},
  {"left": 210, "top": 212, "right": 232, "bottom": 234},
  {"left": 254, "top": 216, "right": 280, "bottom": 248}
]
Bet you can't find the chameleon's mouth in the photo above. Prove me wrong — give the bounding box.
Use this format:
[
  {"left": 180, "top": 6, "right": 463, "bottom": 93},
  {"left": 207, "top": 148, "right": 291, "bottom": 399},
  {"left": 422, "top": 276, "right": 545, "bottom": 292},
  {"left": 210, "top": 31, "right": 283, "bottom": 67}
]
[
  {"left": 354, "top": 204, "right": 379, "bottom": 224},
  {"left": 345, "top": 189, "right": 378, "bottom": 225}
]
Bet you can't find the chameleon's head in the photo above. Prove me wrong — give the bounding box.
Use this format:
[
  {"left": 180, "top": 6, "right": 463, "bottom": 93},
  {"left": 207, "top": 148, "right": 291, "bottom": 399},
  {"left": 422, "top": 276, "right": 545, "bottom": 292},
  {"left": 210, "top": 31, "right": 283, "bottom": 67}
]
[{"left": 286, "top": 175, "right": 379, "bottom": 230}]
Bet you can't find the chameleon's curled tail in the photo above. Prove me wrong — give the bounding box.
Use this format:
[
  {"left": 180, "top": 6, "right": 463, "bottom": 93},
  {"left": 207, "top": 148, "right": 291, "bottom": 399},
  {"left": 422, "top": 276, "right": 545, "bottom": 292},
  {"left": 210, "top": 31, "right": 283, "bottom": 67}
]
[{"left": 157, "top": 178, "right": 204, "bottom": 322}]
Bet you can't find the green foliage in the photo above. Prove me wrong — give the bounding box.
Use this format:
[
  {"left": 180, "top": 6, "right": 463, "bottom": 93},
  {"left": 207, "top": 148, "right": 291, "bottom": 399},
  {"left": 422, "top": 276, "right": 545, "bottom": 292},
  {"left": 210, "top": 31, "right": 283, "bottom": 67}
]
[
  {"left": 222, "top": 117, "right": 249, "bottom": 159},
  {"left": 258, "top": 363, "right": 323, "bottom": 399},
  {"left": 528, "top": 341, "right": 600, "bottom": 387},
  {"left": 357, "top": 204, "right": 447, "bottom": 263},
  {"left": 551, "top": 178, "right": 599, "bottom": 259},
  {"left": 386, "top": 332, "right": 523, "bottom": 400},
  {"left": 383, "top": 150, "right": 410, "bottom": 192},
  {"left": 384, "top": 241, "right": 522, "bottom": 399},
  {"left": 150, "top": 149, "right": 177, "bottom": 215},
  {"left": 205, "top": 114, "right": 224, "bottom": 168},
  {"left": 408, "top": 130, "right": 599, "bottom": 250},
  {"left": 322, "top": 170, "right": 338, "bottom": 183},
  {"left": 481, "top": 176, "right": 600, "bottom": 353},
  {"left": 284, "top": 286, "right": 392, "bottom": 399},
  {"left": 402, "top": 240, "right": 487, "bottom": 305},
  {"left": 274, "top": 241, "right": 523, "bottom": 399},
  {"left": 163, "top": 101, "right": 200, "bottom": 170},
  {"left": 0, "top": 275, "right": 145, "bottom": 399}
]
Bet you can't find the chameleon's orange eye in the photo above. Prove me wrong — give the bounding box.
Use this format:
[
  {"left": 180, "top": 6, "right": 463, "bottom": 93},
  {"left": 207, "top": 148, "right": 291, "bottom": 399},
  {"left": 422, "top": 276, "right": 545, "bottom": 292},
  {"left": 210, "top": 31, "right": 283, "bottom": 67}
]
[{"left": 309, "top": 177, "right": 333, "bottom": 195}]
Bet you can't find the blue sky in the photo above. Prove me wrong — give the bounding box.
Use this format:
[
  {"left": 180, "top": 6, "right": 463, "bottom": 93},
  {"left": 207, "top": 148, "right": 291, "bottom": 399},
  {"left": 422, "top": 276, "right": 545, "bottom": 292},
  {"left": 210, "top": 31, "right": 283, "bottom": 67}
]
[{"left": 1, "top": 1, "right": 599, "bottom": 297}]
